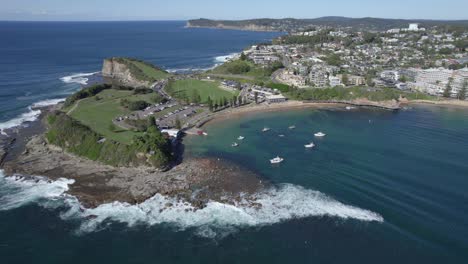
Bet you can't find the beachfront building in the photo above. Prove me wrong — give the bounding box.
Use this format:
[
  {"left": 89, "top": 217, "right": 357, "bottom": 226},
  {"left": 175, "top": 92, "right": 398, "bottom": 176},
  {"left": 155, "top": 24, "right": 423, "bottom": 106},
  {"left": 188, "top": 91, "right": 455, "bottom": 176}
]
[
  {"left": 329, "top": 76, "right": 343, "bottom": 87},
  {"left": 309, "top": 69, "right": 328, "bottom": 88},
  {"left": 266, "top": 94, "right": 287, "bottom": 104},
  {"left": 161, "top": 129, "right": 180, "bottom": 138}
]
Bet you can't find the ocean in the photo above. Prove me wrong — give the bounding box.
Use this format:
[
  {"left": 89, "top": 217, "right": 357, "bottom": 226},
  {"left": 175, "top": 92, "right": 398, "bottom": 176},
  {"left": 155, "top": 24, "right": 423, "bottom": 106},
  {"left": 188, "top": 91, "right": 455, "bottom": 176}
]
[
  {"left": 0, "top": 21, "right": 282, "bottom": 130},
  {"left": 1, "top": 22, "right": 468, "bottom": 264}
]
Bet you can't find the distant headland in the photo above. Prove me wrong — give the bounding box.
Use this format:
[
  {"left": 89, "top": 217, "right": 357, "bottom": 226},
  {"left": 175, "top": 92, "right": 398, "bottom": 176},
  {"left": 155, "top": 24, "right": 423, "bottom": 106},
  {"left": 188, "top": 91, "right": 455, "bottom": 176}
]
[{"left": 187, "top": 17, "right": 468, "bottom": 32}]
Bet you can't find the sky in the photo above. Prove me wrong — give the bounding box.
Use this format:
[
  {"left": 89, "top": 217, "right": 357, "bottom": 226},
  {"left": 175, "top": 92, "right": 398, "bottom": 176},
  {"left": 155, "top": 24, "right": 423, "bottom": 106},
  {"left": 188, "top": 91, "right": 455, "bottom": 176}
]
[{"left": 0, "top": 0, "right": 467, "bottom": 21}]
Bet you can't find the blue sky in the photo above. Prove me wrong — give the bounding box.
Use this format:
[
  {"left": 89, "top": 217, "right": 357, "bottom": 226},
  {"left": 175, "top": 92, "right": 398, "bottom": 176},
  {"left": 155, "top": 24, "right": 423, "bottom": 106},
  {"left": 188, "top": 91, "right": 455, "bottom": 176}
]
[{"left": 1, "top": 0, "right": 467, "bottom": 21}]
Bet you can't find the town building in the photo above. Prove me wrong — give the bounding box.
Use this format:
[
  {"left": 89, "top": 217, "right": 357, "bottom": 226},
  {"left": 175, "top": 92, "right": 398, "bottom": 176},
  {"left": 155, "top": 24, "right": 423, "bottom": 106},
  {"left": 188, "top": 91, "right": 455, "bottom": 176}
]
[{"left": 266, "top": 94, "right": 287, "bottom": 103}]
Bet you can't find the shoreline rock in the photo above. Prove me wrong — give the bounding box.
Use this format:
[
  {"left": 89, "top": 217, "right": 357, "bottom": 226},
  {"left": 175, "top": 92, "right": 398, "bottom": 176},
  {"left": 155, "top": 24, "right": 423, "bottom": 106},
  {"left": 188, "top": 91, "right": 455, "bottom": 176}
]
[{"left": 2, "top": 133, "right": 267, "bottom": 209}]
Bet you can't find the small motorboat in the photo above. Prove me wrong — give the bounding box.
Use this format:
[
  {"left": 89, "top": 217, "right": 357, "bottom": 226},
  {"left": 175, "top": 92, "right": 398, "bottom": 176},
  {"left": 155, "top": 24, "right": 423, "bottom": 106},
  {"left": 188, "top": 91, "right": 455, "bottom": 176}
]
[
  {"left": 262, "top": 127, "right": 271, "bottom": 132},
  {"left": 314, "top": 132, "right": 326, "bottom": 137},
  {"left": 304, "top": 142, "right": 315, "bottom": 148},
  {"left": 345, "top": 106, "right": 355, "bottom": 110},
  {"left": 231, "top": 142, "right": 239, "bottom": 147},
  {"left": 270, "top": 156, "right": 284, "bottom": 164},
  {"left": 237, "top": 136, "right": 245, "bottom": 140},
  {"left": 278, "top": 134, "right": 285, "bottom": 137},
  {"left": 288, "top": 125, "right": 296, "bottom": 129}
]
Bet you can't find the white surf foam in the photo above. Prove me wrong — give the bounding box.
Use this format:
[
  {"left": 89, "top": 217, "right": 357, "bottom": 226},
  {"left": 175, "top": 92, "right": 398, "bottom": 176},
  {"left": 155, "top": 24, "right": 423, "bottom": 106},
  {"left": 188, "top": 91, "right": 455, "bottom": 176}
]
[
  {"left": 0, "top": 98, "right": 65, "bottom": 135},
  {"left": 0, "top": 170, "right": 74, "bottom": 211},
  {"left": 31, "top": 98, "right": 66, "bottom": 108},
  {"left": 0, "top": 170, "right": 383, "bottom": 236},
  {"left": 0, "top": 107, "right": 41, "bottom": 134},
  {"left": 60, "top": 72, "right": 99, "bottom": 85},
  {"left": 214, "top": 53, "right": 239, "bottom": 63},
  {"left": 166, "top": 53, "right": 239, "bottom": 74}
]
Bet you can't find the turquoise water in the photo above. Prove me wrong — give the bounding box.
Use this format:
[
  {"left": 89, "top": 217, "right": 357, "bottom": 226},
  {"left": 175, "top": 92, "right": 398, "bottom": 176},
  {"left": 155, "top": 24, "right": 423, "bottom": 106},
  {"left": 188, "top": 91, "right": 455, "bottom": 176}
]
[
  {"left": 184, "top": 105, "right": 468, "bottom": 262},
  {"left": 1, "top": 105, "right": 468, "bottom": 263},
  {"left": 0, "top": 21, "right": 468, "bottom": 263}
]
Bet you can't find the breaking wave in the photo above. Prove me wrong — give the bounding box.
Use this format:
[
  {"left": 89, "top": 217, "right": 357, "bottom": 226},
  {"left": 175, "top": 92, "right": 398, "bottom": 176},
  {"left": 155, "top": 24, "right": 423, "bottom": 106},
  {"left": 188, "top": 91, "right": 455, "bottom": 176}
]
[
  {"left": 60, "top": 72, "right": 98, "bottom": 85},
  {"left": 0, "top": 170, "right": 383, "bottom": 237},
  {"left": 214, "top": 53, "right": 238, "bottom": 63},
  {"left": 166, "top": 53, "right": 239, "bottom": 74},
  {"left": 0, "top": 98, "right": 65, "bottom": 135}
]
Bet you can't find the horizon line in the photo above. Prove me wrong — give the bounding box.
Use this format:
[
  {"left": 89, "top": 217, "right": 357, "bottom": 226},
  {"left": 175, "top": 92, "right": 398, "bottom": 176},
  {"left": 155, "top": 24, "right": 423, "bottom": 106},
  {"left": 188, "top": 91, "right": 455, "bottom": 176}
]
[{"left": 1, "top": 16, "right": 468, "bottom": 23}]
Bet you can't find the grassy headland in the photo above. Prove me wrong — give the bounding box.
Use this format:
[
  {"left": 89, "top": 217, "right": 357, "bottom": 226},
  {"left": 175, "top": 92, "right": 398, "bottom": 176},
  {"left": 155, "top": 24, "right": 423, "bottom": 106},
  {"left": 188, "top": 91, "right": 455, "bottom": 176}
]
[{"left": 166, "top": 79, "right": 238, "bottom": 103}]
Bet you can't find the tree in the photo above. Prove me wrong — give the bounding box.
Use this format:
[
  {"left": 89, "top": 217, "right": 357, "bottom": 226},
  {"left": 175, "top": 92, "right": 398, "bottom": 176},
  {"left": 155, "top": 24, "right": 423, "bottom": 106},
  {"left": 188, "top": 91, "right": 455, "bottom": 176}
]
[
  {"left": 191, "top": 90, "right": 201, "bottom": 104},
  {"left": 254, "top": 92, "right": 259, "bottom": 104},
  {"left": 341, "top": 73, "right": 349, "bottom": 86},
  {"left": 366, "top": 75, "right": 375, "bottom": 87},
  {"left": 458, "top": 80, "right": 467, "bottom": 100},
  {"left": 399, "top": 75, "right": 408, "bottom": 83},
  {"left": 147, "top": 116, "right": 156, "bottom": 128},
  {"left": 207, "top": 96, "right": 213, "bottom": 111},
  {"left": 240, "top": 52, "right": 247, "bottom": 61},
  {"left": 443, "top": 78, "right": 453, "bottom": 98},
  {"left": 174, "top": 116, "right": 182, "bottom": 129}
]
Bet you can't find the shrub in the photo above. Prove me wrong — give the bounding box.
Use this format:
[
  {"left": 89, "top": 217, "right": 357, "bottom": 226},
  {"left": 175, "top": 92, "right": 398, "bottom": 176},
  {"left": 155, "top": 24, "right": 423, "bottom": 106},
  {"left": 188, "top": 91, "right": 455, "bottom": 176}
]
[
  {"left": 64, "top": 84, "right": 111, "bottom": 107},
  {"left": 128, "top": 100, "right": 150, "bottom": 111}
]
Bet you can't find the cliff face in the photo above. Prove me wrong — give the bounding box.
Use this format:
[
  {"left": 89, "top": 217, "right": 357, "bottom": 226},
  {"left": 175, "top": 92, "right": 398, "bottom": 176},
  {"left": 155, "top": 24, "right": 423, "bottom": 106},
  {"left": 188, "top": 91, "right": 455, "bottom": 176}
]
[{"left": 102, "top": 58, "right": 152, "bottom": 88}]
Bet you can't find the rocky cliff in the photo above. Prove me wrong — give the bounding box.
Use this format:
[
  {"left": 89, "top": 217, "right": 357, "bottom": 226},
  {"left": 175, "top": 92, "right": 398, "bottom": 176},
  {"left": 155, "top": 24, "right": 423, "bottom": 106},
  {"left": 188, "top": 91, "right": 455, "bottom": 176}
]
[{"left": 102, "top": 58, "right": 152, "bottom": 88}]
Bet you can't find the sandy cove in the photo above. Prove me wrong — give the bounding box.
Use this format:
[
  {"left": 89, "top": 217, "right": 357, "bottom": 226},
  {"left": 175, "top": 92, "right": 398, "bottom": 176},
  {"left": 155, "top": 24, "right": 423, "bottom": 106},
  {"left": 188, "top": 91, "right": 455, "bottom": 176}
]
[{"left": 191, "top": 101, "right": 345, "bottom": 129}]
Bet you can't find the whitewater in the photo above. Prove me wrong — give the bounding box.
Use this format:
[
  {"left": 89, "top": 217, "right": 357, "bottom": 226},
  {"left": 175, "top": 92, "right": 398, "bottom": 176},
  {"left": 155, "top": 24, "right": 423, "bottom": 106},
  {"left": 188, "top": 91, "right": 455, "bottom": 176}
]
[{"left": 0, "top": 170, "right": 383, "bottom": 237}]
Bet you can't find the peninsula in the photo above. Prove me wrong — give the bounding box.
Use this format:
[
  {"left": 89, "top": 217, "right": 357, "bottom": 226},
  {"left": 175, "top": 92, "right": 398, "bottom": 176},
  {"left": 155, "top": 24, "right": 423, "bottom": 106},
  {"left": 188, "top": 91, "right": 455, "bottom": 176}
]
[{"left": 1, "top": 20, "right": 468, "bottom": 208}]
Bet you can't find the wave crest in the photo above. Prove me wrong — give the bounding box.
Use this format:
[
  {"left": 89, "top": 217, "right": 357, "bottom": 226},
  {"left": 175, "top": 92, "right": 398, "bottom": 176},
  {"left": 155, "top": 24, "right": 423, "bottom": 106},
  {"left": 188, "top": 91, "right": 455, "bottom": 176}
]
[
  {"left": 0, "top": 171, "right": 383, "bottom": 237},
  {"left": 60, "top": 72, "right": 99, "bottom": 85}
]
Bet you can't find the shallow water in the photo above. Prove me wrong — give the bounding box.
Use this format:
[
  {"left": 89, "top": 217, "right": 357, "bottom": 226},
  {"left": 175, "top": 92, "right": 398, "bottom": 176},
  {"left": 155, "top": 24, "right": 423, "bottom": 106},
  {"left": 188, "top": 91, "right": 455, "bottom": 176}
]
[{"left": 1, "top": 105, "right": 467, "bottom": 263}]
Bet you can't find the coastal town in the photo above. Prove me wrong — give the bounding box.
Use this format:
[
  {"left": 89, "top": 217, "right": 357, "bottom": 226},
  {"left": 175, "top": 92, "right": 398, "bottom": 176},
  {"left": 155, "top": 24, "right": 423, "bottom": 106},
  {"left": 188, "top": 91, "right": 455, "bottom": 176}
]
[
  {"left": 1, "top": 17, "right": 468, "bottom": 213},
  {"left": 240, "top": 22, "right": 468, "bottom": 98}
]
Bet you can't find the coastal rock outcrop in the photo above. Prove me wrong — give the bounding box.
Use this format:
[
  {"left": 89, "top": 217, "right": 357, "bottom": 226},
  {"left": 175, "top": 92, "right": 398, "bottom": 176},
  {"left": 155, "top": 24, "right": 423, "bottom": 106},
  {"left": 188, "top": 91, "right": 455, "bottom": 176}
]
[{"left": 102, "top": 58, "right": 152, "bottom": 88}]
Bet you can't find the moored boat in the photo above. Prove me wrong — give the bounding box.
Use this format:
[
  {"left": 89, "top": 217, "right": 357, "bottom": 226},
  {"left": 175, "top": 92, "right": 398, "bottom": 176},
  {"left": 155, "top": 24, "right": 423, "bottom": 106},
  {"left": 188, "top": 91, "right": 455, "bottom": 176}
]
[
  {"left": 314, "top": 132, "right": 326, "bottom": 137},
  {"left": 270, "top": 156, "right": 284, "bottom": 164},
  {"left": 304, "top": 142, "right": 315, "bottom": 148}
]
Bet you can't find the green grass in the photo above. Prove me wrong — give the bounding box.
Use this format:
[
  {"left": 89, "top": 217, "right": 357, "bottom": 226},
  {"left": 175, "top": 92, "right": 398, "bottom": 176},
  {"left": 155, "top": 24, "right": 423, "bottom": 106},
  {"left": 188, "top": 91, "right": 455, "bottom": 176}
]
[
  {"left": 113, "top": 57, "right": 170, "bottom": 82},
  {"left": 68, "top": 89, "right": 154, "bottom": 143},
  {"left": 166, "top": 79, "right": 238, "bottom": 103},
  {"left": 209, "top": 59, "right": 278, "bottom": 82},
  {"left": 130, "top": 60, "right": 170, "bottom": 80}
]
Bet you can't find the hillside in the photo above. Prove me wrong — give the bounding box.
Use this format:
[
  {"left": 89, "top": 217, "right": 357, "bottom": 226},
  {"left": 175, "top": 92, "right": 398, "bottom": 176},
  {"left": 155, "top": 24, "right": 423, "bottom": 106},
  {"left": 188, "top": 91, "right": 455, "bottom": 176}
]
[
  {"left": 187, "top": 17, "right": 468, "bottom": 32},
  {"left": 102, "top": 57, "right": 170, "bottom": 87}
]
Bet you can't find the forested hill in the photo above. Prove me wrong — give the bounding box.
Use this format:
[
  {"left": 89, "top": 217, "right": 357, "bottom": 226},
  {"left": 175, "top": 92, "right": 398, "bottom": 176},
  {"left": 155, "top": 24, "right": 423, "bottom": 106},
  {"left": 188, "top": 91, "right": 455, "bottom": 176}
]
[{"left": 187, "top": 17, "right": 468, "bottom": 32}]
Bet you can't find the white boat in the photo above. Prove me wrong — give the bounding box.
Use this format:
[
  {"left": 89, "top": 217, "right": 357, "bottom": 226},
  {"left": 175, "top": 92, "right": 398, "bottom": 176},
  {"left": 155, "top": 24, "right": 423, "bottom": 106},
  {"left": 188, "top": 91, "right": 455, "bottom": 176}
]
[
  {"left": 345, "top": 106, "right": 355, "bottom": 110},
  {"left": 314, "top": 132, "right": 326, "bottom": 137},
  {"left": 278, "top": 134, "right": 285, "bottom": 137},
  {"left": 262, "top": 127, "right": 270, "bottom": 132},
  {"left": 288, "top": 125, "right": 296, "bottom": 129},
  {"left": 231, "top": 142, "right": 239, "bottom": 147},
  {"left": 304, "top": 142, "right": 315, "bottom": 148},
  {"left": 237, "top": 136, "right": 245, "bottom": 140},
  {"left": 202, "top": 132, "right": 208, "bottom": 136},
  {"left": 270, "top": 156, "right": 284, "bottom": 164}
]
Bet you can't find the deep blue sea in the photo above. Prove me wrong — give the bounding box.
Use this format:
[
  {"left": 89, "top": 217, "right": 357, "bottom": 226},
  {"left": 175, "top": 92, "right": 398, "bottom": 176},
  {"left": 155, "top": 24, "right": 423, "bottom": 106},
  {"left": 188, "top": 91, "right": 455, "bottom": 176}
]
[
  {"left": 0, "top": 21, "right": 281, "bottom": 129},
  {"left": 1, "top": 21, "right": 468, "bottom": 264}
]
